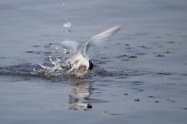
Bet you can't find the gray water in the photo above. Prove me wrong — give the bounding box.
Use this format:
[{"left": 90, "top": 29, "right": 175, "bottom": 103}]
[{"left": 1, "top": 0, "right": 187, "bottom": 124}]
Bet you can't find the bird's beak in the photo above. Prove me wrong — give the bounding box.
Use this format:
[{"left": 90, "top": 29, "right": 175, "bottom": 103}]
[
  {"left": 83, "top": 68, "right": 89, "bottom": 76},
  {"left": 78, "top": 68, "right": 89, "bottom": 78}
]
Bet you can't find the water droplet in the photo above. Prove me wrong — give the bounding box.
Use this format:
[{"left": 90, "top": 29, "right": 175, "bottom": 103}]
[
  {"left": 63, "top": 22, "right": 71, "bottom": 28},
  {"left": 62, "top": 3, "right": 66, "bottom": 6},
  {"left": 63, "top": 49, "right": 68, "bottom": 54}
]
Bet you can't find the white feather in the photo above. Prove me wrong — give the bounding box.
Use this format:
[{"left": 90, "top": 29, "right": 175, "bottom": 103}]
[
  {"left": 84, "top": 25, "right": 121, "bottom": 54},
  {"left": 61, "top": 40, "right": 80, "bottom": 53}
]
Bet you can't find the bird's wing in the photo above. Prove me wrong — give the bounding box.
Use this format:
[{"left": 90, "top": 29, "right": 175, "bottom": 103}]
[
  {"left": 84, "top": 25, "right": 121, "bottom": 54},
  {"left": 61, "top": 40, "right": 82, "bottom": 59},
  {"left": 61, "top": 40, "right": 80, "bottom": 53}
]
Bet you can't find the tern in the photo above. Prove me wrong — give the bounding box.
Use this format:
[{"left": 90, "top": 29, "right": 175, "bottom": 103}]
[{"left": 61, "top": 25, "right": 121, "bottom": 78}]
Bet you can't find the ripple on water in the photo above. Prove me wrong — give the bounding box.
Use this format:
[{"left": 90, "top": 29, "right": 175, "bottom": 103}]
[
  {"left": 131, "top": 81, "right": 143, "bottom": 86},
  {"left": 0, "top": 57, "right": 6, "bottom": 59}
]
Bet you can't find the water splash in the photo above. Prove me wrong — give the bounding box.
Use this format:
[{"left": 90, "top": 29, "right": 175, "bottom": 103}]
[{"left": 39, "top": 57, "right": 69, "bottom": 78}]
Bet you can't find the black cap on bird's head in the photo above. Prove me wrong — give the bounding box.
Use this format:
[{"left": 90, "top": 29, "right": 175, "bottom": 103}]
[{"left": 89, "top": 60, "right": 94, "bottom": 70}]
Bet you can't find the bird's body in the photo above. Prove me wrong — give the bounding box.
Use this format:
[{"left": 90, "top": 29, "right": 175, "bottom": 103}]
[
  {"left": 61, "top": 25, "right": 121, "bottom": 77},
  {"left": 67, "top": 52, "right": 89, "bottom": 73}
]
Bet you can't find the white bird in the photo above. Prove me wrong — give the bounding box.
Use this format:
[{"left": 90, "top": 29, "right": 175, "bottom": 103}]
[{"left": 61, "top": 25, "right": 121, "bottom": 78}]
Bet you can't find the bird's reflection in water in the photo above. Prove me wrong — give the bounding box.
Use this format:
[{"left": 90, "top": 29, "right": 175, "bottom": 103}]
[{"left": 68, "top": 78, "right": 92, "bottom": 110}]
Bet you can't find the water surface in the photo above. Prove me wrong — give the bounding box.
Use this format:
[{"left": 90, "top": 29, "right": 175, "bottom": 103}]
[{"left": 0, "top": 0, "right": 187, "bottom": 124}]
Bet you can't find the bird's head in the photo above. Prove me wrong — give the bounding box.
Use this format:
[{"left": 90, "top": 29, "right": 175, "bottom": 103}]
[
  {"left": 88, "top": 60, "right": 94, "bottom": 70},
  {"left": 82, "top": 60, "right": 94, "bottom": 77}
]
